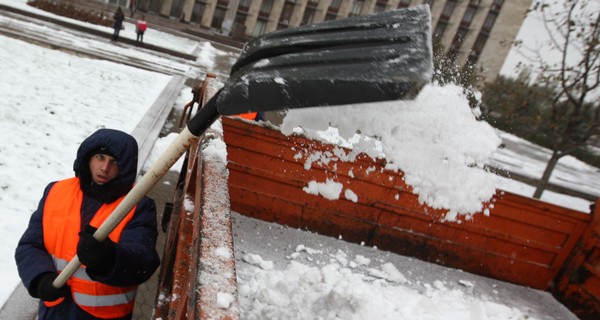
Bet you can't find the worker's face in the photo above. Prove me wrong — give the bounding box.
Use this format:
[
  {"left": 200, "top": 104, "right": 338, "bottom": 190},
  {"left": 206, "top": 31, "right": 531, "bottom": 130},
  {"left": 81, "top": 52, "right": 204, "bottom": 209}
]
[{"left": 89, "top": 154, "right": 120, "bottom": 185}]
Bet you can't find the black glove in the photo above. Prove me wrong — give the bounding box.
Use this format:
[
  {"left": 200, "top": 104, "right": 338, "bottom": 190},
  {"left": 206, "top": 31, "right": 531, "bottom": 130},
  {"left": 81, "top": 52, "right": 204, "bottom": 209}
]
[
  {"left": 77, "top": 225, "right": 116, "bottom": 272},
  {"left": 35, "top": 272, "right": 68, "bottom": 302}
]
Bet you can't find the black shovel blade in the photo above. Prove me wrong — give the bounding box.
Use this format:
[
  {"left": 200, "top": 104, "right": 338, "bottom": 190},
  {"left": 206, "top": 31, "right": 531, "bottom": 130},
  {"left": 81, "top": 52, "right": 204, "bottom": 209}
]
[{"left": 215, "top": 5, "right": 432, "bottom": 115}]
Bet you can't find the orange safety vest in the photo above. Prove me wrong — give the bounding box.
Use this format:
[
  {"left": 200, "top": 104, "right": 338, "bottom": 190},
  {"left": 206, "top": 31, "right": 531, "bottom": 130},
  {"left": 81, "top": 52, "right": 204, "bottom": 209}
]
[
  {"left": 235, "top": 112, "right": 258, "bottom": 120},
  {"left": 42, "top": 177, "right": 138, "bottom": 319}
]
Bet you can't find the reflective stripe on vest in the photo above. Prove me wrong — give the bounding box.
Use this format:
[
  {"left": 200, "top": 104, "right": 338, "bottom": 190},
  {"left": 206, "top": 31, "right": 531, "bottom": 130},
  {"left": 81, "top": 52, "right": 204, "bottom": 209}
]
[
  {"left": 43, "top": 177, "right": 138, "bottom": 318},
  {"left": 74, "top": 290, "right": 137, "bottom": 307},
  {"left": 53, "top": 256, "right": 92, "bottom": 281}
]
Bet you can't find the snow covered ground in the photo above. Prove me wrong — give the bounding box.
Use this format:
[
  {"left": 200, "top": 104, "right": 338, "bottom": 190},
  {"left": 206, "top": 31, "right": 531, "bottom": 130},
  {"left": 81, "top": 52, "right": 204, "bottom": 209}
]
[{"left": 0, "top": 0, "right": 595, "bottom": 318}]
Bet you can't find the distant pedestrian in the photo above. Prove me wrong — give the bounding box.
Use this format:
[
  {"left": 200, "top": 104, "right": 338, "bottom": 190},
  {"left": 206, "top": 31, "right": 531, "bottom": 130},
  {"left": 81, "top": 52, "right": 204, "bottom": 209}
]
[
  {"left": 129, "top": 0, "right": 136, "bottom": 17},
  {"left": 112, "top": 7, "right": 125, "bottom": 42},
  {"left": 136, "top": 15, "right": 148, "bottom": 43}
]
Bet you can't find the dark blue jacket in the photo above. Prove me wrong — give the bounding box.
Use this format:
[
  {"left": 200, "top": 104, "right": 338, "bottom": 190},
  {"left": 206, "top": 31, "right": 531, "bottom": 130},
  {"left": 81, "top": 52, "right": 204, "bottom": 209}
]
[{"left": 15, "top": 129, "right": 160, "bottom": 320}]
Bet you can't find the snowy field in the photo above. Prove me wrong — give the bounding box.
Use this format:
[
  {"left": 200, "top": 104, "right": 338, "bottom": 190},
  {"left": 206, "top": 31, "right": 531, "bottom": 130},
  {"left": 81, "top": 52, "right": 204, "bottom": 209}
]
[{"left": 0, "top": 0, "right": 595, "bottom": 318}]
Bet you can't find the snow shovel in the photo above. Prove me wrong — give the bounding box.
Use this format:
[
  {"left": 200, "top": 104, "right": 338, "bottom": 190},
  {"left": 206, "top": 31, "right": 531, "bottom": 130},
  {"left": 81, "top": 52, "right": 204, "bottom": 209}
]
[{"left": 53, "top": 4, "right": 433, "bottom": 288}]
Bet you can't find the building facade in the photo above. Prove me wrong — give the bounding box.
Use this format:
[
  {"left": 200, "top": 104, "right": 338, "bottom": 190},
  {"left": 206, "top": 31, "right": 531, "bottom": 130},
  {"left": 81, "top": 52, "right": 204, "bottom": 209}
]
[{"left": 128, "top": 0, "right": 533, "bottom": 83}]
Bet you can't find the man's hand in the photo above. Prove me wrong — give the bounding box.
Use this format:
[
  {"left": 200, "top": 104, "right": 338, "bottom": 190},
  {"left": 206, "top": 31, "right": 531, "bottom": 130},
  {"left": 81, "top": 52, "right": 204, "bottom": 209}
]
[
  {"left": 77, "top": 225, "right": 116, "bottom": 272},
  {"left": 36, "top": 273, "right": 68, "bottom": 302}
]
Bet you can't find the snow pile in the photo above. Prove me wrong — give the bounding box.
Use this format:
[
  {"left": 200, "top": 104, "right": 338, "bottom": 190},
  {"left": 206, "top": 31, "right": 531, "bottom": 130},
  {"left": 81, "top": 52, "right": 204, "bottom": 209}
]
[
  {"left": 303, "top": 179, "right": 344, "bottom": 200},
  {"left": 237, "top": 250, "right": 537, "bottom": 320},
  {"left": 281, "top": 84, "right": 502, "bottom": 220},
  {"left": 196, "top": 41, "right": 217, "bottom": 69},
  {"left": 233, "top": 213, "right": 576, "bottom": 320}
]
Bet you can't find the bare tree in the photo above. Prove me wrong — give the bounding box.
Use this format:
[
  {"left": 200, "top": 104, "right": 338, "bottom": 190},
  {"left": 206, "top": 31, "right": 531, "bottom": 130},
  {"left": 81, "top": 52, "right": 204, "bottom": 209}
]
[{"left": 516, "top": 0, "right": 600, "bottom": 199}]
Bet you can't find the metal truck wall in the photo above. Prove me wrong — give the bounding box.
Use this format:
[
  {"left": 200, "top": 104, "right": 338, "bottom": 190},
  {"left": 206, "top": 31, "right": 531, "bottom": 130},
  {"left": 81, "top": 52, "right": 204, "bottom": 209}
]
[
  {"left": 553, "top": 201, "right": 600, "bottom": 320},
  {"left": 222, "top": 117, "right": 600, "bottom": 319},
  {"left": 154, "top": 129, "right": 239, "bottom": 320}
]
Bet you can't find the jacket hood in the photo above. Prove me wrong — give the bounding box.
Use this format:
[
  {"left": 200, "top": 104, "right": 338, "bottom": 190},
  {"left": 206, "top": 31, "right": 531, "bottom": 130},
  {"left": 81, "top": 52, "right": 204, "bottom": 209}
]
[{"left": 73, "top": 129, "right": 138, "bottom": 203}]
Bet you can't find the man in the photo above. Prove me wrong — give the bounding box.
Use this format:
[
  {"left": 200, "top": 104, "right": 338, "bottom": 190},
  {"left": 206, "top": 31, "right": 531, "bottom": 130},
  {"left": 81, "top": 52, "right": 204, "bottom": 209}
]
[{"left": 15, "top": 129, "right": 160, "bottom": 320}]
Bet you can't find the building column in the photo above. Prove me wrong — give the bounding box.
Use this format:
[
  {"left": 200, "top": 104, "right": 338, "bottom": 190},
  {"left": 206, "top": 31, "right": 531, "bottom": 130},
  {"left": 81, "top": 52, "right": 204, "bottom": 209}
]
[
  {"left": 265, "top": 0, "right": 285, "bottom": 32},
  {"left": 386, "top": 0, "right": 400, "bottom": 11},
  {"left": 478, "top": 0, "right": 532, "bottom": 82},
  {"left": 180, "top": 0, "right": 195, "bottom": 21},
  {"left": 312, "top": 0, "right": 332, "bottom": 23},
  {"left": 426, "top": 0, "right": 444, "bottom": 27},
  {"left": 337, "top": 0, "right": 353, "bottom": 18},
  {"left": 160, "top": 0, "right": 174, "bottom": 16},
  {"left": 222, "top": 0, "right": 241, "bottom": 35},
  {"left": 439, "top": 0, "right": 471, "bottom": 50},
  {"left": 288, "top": 0, "right": 308, "bottom": 27},
  {"left": 455, "top": 0, "right": 493, "bottom": 67},
  {"left": 200, "top": 0, "right": 218, "bottom": 28},
  {"left": 244, "top": 0, "right": 262, "bottom": 36},
  {"left": 362, "top": 0, "right": 377, "bottom": 15}
]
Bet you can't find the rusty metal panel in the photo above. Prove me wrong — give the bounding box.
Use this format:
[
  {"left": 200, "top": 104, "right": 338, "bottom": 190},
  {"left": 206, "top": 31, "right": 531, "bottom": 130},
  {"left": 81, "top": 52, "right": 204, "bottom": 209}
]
[
  {"left": 553, "top": 201, "right": 600, "bottom": 320},
  {"left": 188, "top": 134, "right": 239, "bottom": 320},
  {"left": 154, "top": 112, "right": 599, "bottom": 320},
  {"left": 154, "top": 133, "right": 240, "bottom": 320},
  {"left": 154, "top": 78, "right": 239, "bottom": 320},
  {"left": 222, "top": 116, "right": 591, "bottom": 293}
]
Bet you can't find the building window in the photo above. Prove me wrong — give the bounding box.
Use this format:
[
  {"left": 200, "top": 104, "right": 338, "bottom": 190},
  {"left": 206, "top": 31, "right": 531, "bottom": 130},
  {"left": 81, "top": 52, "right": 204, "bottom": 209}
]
[
  {"left": 468, "top": 33, "right": 487, "bottom": 65},
  {"left": 170, "top": 0, "right": 183, "bottom": 18},
  {"left": 235, "top": 12, "right": 247, "bottom": 24},
  {"left": 460, "top": 5, "right": 476, "bottom": 27},
  {"left": 490, "top": 0, "right": 504, "bottom": 11},
  {"left": 481, "top": 11, "right": 498, "bottom": 32},
  {"left": 211, "top": 7, "right": 226, "bottom": 29},
  {"left": 252, "top": 19, "right": 267, "bottom": 38},
  {"left": 302, "top": 6, "right": 316, "bottom": 25},
  {"left": 278, "top": 2, "right": 295, "bottom": 29},
  {"left": 109, "top": 0, "right": 128, "bottom": 7},
  {"left": 398, "top": 0, "right": 411, "bottom": 8},
  {"left": 471, "top": 33, "right": 487, "bottom": 54},
  {"left": 433, "top": 21, "right": 448, "bottom": 39},
  {"left": 252, "top": 19, "right": 267, "bottom": 37},
  {"left": 374, "top": 0, "right": 387, "bottom": 13},
  {"left": 281, "top": 2, "right": 294, "bottom": 21},
  {"left": 440, "top": 0, "right": 456, "bottom": 21},
  {"left": 450, "top": 27, "right": 468, "bottom": 52},
  {"left": 191, "top": 2, "right": 206, "bottom": 23},
  {"left": 260, "top": 0, "right": 274, "bottom": 15},
  {"left": 326, "top": 0, "right": 342, "bottom": 21},
  {"left": 467, "top": 52, "right": 479, "bottom": 66},
  {"left": 239, "top": 0, "right": 251, "bottom": 10},
  {"left": 330, "top": 0, "right": 342, "bottom": 9},
  {"left": 351, "top": 0, "right": 364, "bottom": 16},
  {"left": 234, "top": 0, "right": 250, "bottom": 24},
  {"left": 446, "top": 48, "right": 458, "bottom": 63}
]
